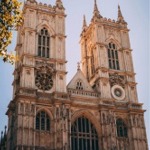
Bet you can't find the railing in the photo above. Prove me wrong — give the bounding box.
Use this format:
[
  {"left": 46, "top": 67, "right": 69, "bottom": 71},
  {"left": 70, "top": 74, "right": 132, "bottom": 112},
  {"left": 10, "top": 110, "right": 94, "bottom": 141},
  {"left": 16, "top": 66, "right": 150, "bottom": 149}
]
[
  {"left": 129, "top": 103, "right": 142, "bottom": 109},
  {"left": 68, "top": 88, "right": 99, "bottom": 98}
]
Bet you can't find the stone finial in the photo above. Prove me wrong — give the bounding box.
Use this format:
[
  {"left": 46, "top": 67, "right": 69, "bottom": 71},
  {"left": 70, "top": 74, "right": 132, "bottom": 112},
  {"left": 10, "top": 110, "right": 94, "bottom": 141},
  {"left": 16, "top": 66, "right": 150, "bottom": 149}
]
[
  {"left": 117, "top": 4, "right": 125, "bottom": 23},
  {"left": 82, "top": 15, "right": 87, "bottom": 30},
  {"left": 92, "top": 0, "right": 102, "bottom": 19},
  {"left": 55, "top": 0, "right": 64, "bottom": 9},
  {"left": 77, "top": 62, "right": 80, "bottom": 71}
]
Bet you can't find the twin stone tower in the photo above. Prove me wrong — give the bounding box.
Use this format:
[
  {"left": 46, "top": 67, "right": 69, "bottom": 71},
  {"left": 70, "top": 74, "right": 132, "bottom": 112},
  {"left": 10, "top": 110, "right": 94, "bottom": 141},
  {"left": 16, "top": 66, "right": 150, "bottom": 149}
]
[{"left": 3, "top": 0, "right": 148, "bottom": 150}]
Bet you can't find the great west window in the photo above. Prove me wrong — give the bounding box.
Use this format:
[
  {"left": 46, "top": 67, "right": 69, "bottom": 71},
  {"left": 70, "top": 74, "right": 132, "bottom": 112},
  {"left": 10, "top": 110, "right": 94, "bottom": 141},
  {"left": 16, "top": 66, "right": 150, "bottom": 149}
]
[{"left": 71, "top": 116, "right": 99, "bottom": 150}]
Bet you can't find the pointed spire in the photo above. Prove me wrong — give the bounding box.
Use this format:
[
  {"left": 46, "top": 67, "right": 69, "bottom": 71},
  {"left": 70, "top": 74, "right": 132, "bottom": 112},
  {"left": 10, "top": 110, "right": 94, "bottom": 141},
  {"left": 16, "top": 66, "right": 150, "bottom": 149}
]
[
  {"left": 92, "top": 0, "right": 102, "bottom": 19},
  {"left": 117, "top": 4, "right": 125, "bottom": 23},
  {"left": 94, "top": 0, "right": 98, "bottom": 12},
  {"left": 82, "top": 15, "right": 87, "bottom": 30}
]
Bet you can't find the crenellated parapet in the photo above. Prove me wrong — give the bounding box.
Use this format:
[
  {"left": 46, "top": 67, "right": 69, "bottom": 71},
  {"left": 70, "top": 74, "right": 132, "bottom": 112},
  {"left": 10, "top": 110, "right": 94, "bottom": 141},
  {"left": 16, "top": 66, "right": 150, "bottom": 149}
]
[{"left": 25, "top": 0, "right": 65, "bottom": 13}]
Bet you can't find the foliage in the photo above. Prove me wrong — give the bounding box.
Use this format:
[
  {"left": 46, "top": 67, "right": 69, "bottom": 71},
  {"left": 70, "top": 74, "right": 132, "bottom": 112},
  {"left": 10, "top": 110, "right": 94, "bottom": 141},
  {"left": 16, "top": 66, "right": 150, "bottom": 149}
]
[{"left": 0, "top": 0, "right": 23, "bottom": 64}]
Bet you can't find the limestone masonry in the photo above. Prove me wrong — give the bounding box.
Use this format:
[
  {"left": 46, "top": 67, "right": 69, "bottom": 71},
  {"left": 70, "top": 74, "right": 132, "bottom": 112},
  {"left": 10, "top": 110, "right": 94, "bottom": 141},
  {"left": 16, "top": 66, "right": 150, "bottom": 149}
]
[{"left": 0, "top": 0, "right": 148, "bottom": 150}]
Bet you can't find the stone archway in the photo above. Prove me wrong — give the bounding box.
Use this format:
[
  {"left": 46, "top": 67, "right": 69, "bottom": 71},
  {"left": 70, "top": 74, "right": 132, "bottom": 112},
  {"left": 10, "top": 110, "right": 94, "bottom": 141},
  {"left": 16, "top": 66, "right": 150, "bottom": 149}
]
[{"left": 71, "top": 110, "right": 101, "bottom": 150}]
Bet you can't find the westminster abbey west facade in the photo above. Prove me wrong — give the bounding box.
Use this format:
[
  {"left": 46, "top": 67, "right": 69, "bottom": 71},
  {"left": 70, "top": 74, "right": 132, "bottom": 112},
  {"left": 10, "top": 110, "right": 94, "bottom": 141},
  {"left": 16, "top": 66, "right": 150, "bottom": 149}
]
[{"left": 3, "top": 0, "right": 148, "bottom": 149}]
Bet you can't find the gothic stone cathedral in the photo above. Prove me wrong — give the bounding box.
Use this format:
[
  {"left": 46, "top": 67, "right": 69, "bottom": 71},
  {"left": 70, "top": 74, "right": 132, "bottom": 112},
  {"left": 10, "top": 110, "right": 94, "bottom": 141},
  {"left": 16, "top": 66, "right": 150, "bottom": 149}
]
[{"left": 3, "top": 0, "right": 148, "bottom": 150}]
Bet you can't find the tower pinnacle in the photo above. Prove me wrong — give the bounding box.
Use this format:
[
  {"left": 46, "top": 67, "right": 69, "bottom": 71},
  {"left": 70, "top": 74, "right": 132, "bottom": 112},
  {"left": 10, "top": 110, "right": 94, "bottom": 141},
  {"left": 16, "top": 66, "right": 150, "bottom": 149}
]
[
  {"left": 117, "top": 4, "right": 125, "bottom": 23},
  {"left": 92, "top": 0, "right": 102, "bottom": 19},
  {"left": 55, "top": 0, "right": 64, "bottom": 9},
  {"left": 82, "top": 15, "right": 87, "bottom": 30}
]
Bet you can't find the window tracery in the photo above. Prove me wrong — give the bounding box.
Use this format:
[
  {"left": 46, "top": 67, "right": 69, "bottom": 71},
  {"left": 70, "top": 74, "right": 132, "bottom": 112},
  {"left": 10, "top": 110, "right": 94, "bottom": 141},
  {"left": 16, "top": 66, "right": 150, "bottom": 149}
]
[
  {"left": 71, "top": 116, "right": 99, "bottom": 150},
  {"left": 108, "top": 42, "right": 120, "bottom": 70},
  {"left": 36, "top": 111, "right": 50, "bottom": 131},
  {"left": 76, "top": 80, "right": 83, "bottom": 90},
  {"left": 116, "top": 118, "right": 128, "bottom": 137},
  {"left": 38, "top": 28, "right": 50, "bottom": 58}
]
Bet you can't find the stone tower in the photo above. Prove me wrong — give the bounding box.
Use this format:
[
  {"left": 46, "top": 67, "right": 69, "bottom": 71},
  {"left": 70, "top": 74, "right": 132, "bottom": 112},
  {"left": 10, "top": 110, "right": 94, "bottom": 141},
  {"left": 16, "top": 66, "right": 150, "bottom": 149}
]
[
  {"left": 79, "top": 1, "right": 148, "bottom": 149},
  {"left": 6, "top": 0, "right": 148, "bottom": 150},
  {"left": 6, "top": 0, "right": 68, "bottom": 149}
]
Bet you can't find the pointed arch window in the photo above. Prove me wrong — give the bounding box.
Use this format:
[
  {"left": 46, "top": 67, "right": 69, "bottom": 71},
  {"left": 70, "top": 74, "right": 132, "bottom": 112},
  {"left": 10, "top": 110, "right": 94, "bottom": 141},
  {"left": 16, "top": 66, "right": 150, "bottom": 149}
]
[
  {"left": 71, "top": 116, "right": 99, "bottom": 150},
  {"left": 76, "top": 80, "right": 83, "bottom": 90},
  {"left": 36, "top": 111, "right": 50, "bottom": 131},
  {"left": 108, "top": 42, "right": 120, "bottom": 70},
  {"left": 116, "top": 118, "right": 128, "bottom": 137},
  {"left": 38, "top": 28, "right": 50, "bottom": 58}
]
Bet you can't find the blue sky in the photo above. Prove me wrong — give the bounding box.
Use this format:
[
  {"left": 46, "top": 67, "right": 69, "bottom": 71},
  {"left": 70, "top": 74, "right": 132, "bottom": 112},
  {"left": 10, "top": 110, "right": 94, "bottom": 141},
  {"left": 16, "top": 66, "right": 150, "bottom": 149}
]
[{"left": 0, "top": 0, "right": 149, "bottom": 147}]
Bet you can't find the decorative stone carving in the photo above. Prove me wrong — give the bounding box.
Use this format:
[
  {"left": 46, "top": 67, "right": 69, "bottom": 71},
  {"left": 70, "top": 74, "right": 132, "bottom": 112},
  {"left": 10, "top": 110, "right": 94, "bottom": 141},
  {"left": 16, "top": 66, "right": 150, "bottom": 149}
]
[
  {"left": 35, "top": 61, "right": 55, "bottom": 70},
  {"left": 35, "top": 73, "right": 53, "bottom": 90},
  {"left": 109, "top": 73, "right": 126, "bottom": 88},
  {"left": 35, "top": 64, "right": 54, "bottom": 90}
]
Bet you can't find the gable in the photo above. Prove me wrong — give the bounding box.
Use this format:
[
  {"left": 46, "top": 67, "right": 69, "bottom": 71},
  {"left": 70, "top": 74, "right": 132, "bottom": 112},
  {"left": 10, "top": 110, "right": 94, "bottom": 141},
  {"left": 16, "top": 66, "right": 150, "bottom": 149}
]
[{"left": 67, "top": 69, "right": 94, "bottom": 92}]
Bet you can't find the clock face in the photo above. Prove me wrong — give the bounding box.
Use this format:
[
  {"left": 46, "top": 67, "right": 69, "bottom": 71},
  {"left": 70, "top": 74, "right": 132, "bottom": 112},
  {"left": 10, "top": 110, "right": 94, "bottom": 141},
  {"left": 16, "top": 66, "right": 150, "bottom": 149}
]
[{"left": 35, "top": 73, "right": 53, "bottom": 90}]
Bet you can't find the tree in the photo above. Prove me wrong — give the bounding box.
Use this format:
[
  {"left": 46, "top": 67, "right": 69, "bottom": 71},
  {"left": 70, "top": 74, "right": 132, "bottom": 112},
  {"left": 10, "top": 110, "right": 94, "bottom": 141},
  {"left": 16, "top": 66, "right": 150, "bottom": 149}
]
[{"left": 0, "top": 0, "right": 23, "bottom": 64}]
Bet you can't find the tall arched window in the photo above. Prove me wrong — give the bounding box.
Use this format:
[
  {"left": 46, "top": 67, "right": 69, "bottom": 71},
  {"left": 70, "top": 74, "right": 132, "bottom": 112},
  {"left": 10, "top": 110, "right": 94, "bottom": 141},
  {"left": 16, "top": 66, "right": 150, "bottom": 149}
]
[
  {"left": 38, "top": 28, "right": 50, "bottom": 58},
  {"left": 36, "top": 111, "right": 50, "bottom": 131},
  {"left": 116, "top": 118, "right": 128, "bottom": 137},
  {"left": 107, "top": 42, "right": 120, "bottom": 70},
  {"left": 71, "top": 116, "right": 99, "bottom": 150}
]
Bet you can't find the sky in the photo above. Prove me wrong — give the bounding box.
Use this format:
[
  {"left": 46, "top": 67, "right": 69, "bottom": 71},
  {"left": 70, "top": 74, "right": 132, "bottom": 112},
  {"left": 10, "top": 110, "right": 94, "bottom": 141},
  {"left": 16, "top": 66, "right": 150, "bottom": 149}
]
[{"left": 0, "top": 0, "right": 149, "bottom": 147}]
